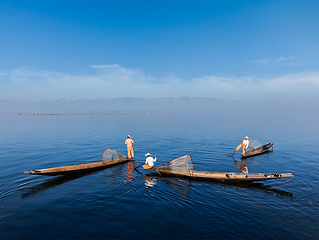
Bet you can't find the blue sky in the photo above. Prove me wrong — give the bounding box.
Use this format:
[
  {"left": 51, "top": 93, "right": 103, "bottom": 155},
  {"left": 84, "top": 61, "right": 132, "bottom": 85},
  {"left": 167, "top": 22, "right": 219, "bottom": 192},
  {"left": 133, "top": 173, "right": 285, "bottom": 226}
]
[{"left": 0, "top": 0, "right": 318, "bottom": 102}]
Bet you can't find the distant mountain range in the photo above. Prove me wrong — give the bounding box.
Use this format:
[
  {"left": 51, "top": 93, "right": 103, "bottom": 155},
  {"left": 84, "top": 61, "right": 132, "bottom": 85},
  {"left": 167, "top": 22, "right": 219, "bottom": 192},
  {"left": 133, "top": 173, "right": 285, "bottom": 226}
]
[{"left": 0, "top": 97, "right": 316, "bottom": 114}]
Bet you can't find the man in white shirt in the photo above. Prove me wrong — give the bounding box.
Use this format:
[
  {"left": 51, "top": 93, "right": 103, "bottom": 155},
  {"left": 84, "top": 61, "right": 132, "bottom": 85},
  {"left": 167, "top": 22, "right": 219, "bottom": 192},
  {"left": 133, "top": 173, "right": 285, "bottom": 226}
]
[
  {"left": 143, "top": 153, "right": 157, "bottom": 169},
  {"left": 233, "top": 136, "right": 250, "bottom": 156}
]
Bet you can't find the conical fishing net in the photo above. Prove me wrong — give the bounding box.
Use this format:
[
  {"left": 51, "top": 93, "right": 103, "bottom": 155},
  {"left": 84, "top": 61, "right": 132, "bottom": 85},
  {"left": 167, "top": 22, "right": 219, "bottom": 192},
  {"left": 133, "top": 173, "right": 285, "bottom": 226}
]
[
  {"left": 156, "top": 154, "right": 193, "bottom": 175},
  {"left": 246, "top": 139, "right": 262, "bottom": 152},
  {"left": 102, "top": 148, "right": 126, "bottom": 161}
]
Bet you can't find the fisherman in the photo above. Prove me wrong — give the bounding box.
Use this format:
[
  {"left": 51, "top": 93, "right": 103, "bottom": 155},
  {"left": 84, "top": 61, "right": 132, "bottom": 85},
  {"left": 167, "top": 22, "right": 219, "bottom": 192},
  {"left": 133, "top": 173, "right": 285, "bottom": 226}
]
[
  {"left": 143, "top": 153, "right": 157, "bottom": 169},
  {"left": 233, "top": 136, "right": 249, "bottom": 156},
  {"left": 125, "top": 135, "right": 134, "bottom": 159}
]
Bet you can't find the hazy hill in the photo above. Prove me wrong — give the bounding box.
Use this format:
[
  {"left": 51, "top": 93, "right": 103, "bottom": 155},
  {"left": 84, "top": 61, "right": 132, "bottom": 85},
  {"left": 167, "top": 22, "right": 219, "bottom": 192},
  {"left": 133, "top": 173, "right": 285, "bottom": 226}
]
[{"left": 0, "top": 97, "right": 315, "bottom": 114}]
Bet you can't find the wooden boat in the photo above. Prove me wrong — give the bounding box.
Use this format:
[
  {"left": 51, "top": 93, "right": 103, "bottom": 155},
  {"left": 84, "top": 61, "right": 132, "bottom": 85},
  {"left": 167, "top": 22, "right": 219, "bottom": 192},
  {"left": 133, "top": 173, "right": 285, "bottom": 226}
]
[
  {"left": 149, "top": 154, "right": 294, "bottom": 182},
  {"left": 242, "top": 139, "right": 274, "bottom": 158},
  {"left": 20, "top": 148, "right": 129, "bottom": 176}
]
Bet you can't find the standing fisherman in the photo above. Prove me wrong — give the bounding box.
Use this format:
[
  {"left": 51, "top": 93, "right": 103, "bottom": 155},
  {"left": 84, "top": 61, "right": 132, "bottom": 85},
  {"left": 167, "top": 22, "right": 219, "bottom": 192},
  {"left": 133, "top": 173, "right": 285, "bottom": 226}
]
[
  {"left": 125, "top": 135, "right": 134, "bottom": 159},
  {"left": 233, "top": 136, "right": 249, "bottom": 156}
]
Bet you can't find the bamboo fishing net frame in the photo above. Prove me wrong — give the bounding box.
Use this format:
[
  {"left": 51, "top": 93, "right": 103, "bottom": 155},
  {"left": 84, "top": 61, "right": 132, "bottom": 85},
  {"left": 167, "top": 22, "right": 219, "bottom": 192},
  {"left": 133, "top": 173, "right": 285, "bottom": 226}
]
[
  {"left": 102, "top": 148, "right": 126, "bottom": 161},
  {"left": 156, "top": 154, "right": 194, "bottom": 175},
  {"left": 246, "top": 139, "right": 262, "bottom": 152}
]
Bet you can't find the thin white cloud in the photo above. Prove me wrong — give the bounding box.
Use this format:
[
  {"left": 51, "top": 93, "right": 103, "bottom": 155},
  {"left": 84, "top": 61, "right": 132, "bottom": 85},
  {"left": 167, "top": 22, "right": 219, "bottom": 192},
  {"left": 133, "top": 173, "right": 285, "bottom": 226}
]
[
  {"left": 274, "top": 56, "right": 295, "bottom": 63},
  {"left": 91, "top": 64, "right": 118, "bottom": 68},
  {"left": 0, "top": 65, "right": 318, "bottom": 103},
  {"left": 252, "top": 56, "right": 296, "bottom": 65}
]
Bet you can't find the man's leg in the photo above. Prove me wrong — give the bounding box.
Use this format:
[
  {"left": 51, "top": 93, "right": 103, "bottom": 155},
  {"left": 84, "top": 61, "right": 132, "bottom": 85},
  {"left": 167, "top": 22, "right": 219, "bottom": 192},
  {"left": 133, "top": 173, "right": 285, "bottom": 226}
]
[
  {"left": 235, "top": 143, "right": 244, "bottom": 152},
  {"left": 143, "top": 164, "right": 152, "bottom": 169},
  {"left": 242, "top": 147, "right": 246, "bottom": 155},
  {"left": 127, "top": 147, "right": 132, "bottom": 159}
]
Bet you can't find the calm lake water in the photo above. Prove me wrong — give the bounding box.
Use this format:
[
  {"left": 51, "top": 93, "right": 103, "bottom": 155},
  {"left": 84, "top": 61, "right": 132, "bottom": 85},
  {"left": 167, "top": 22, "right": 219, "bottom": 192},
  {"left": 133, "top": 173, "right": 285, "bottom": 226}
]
[{"left": 0, "top": 112, "right": 318, "bottom": 239}]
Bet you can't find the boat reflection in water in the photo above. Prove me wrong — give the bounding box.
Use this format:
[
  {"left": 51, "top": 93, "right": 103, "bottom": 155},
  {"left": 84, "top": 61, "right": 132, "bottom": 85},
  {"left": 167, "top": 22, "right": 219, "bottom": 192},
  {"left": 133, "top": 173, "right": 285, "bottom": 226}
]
[
  {"left": 147, "top": 171, "right": 293, "bottom": 199},
  {"left": 20, "top": 161, "right": 293, "bottom": 199},
  {"left": 157, "top": 176, "right": 191, "bottom": 201},
  {"left": 20, "top": 173, "right": 90, "bottom": 198},
  {"left": 20, "top": 162, "right": 128, "bottom": 198}
]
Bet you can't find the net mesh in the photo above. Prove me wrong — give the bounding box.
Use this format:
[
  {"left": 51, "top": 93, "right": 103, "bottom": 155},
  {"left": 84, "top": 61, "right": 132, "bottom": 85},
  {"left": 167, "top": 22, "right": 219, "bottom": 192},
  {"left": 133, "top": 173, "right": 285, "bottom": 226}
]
[
  {"left": 156, "top": 154, "right": 193, "bottom": 175},
  {"left": 246, "top": 139, "right": 262, "bottom": 152},
  {"left": 102, "top": 148, "right": 126, "bottom": 161}
]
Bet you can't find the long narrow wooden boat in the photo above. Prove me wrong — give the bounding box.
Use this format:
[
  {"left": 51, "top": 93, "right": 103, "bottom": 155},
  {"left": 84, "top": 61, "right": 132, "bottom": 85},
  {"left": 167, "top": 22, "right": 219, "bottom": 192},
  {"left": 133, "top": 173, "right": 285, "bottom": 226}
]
[
  {"left": 149, "top": 154, "right": 294, "bottom": 182},
  {"left": 20, "top": 148, "right": 129, "bottom": 176},
  {"left": 242, "top": 139, "right": 274, "bottom": 158}
]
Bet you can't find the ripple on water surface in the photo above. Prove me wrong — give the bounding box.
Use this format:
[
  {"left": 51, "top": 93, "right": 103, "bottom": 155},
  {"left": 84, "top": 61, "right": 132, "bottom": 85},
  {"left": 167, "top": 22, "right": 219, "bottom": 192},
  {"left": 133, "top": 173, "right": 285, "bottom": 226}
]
[{"left": 0, "top": 113, "right": 318, "bottom": 239}]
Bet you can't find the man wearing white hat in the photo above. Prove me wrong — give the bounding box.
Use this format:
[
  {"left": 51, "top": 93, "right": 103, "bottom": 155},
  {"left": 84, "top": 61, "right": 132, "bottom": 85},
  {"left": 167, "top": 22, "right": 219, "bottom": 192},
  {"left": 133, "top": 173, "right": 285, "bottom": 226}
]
[
  {"left": 143, "top": 153, "right": 157, "bottom": 169},
  {"left": 125, "top": 135, "right": 134, "bottom": 159},
  {"left": 233, "top": 136, "right": 249, "bottom": 156}
]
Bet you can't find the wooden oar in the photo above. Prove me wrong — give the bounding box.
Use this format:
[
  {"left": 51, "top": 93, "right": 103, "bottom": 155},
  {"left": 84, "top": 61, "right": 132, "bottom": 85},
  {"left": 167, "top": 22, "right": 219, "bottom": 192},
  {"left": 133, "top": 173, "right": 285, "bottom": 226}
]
[{"left": 134, "top": 163, "right": 144, "bottom": 170}]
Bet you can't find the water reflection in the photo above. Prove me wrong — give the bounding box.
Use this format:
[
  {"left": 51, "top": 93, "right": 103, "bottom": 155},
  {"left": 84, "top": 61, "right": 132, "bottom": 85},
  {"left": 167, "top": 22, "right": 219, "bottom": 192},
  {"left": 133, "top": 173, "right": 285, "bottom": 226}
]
[
  {"left": 156, "top": 176, "right": 191, "bottom": 200},
  {"left": 20, "top": 160, "right": 293, "bottom": 199},
  {"left": 234, "top": 159, "right": 248, "bottom": 173},
  {"left": 222, "top": 181, "right": 293, "bottom": 198},
  {"left": 148, "top": 173, "right": 293, "bottom": 198},
  {"left": 124, "top": 160, "right": 135, "bottom": 183},
  {"left": 20, "top": 162, "right": 128, "bottom": 198},
  {"left": 124, "top": 160, "right": 136, "bottom": 194},
  {"left": 144, "top": 175, "right": 157, "bottom": 189},
  {"left": 20, "top": 173, "right": 88, "bottom": 198}
]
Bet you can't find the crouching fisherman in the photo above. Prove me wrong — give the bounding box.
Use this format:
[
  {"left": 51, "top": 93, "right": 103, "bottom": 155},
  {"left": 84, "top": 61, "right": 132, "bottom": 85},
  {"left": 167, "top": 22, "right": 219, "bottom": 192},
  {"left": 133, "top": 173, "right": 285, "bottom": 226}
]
[{"left": 143, "top": 153, "right": 157, "bottom": 169}]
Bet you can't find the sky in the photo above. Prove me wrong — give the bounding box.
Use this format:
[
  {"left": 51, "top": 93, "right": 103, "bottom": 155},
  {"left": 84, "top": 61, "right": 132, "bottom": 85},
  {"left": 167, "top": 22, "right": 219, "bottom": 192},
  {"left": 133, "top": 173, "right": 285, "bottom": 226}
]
[{"left": 0, "top": 0, "right": 318, "bottom": 103}]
